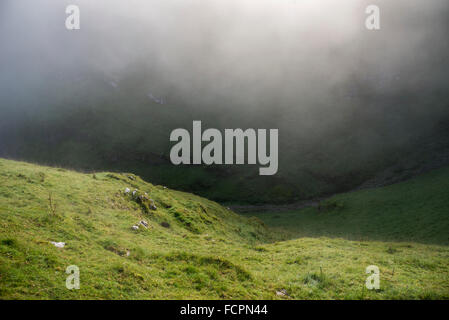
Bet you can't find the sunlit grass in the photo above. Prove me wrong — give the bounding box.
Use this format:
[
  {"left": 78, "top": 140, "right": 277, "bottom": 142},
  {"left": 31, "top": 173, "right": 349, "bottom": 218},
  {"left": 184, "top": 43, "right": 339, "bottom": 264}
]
[{"left": 0, "top": 158, "right": 448, "bottom": 299}]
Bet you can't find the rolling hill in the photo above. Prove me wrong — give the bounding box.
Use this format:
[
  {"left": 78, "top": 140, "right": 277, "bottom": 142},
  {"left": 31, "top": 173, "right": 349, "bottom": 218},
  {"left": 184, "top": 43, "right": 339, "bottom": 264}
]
[{"left": 0, "top": 158, "right": 448, "bottom": 299}]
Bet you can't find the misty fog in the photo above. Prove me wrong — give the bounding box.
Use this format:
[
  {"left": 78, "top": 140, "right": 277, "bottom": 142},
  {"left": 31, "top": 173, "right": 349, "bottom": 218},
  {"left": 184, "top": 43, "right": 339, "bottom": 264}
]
[{"left": 1, "top": 0, "right": 448, "bottom": 203}]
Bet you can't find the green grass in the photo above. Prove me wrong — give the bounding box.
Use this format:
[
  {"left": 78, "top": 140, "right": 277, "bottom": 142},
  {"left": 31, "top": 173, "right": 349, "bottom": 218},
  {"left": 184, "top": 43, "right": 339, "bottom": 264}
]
[
  {"left": 0, "top": 158, "right": 448, "bottom": 299},
  {"left": 248, "top": 166, "right": 449, "bottom": 245}
]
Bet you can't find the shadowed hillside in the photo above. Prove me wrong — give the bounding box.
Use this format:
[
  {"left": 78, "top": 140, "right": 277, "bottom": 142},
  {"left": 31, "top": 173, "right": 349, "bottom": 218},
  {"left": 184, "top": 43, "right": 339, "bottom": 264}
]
[{"left": 245, "top": 166, "right": 449, "bottom": 245}]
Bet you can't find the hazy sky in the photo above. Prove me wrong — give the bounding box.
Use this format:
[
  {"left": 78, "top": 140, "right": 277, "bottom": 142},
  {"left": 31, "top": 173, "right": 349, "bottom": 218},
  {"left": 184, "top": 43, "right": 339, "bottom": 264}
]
[
  {"left": 2, "top": 0, "right": 448, "bottom": 102},
  {"left": 1, "top": 0, "right": 448, "bottom": 142}
]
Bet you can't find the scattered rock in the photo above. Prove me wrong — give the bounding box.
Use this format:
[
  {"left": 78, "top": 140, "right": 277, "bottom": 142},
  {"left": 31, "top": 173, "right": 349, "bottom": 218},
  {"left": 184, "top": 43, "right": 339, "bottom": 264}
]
[
  {"left": 276, "top": 289, "right": 289, "bottom": 297},
  {"left": 149, "top": 200, "right": 157, "bottom": 211},
  {"left": 126, "top": 189, "right": 157, "bottom": 213},
  {"left": 147, "top": 92, "right": 165, "bottom": 105},
  {"left": 50, "top": 241, "right": 65, "bottom": 248},
  {"left": 138, "top": 194, "right": 149, "bottom": 202},
  {"left": 128, "top": 175, "right": 136, "bottom": 181},
  {"left": 124, "top": 187, "right": 131, "bottom": 194},
  {"left": 143, "top": 197, "right": 157, "bottom": 211},
  {"left": 139, "top": 220, "right": 149, "bottom": 228},
  {"left": 131, "top": 225, "right": 139, "bottom": 230},
  {"left": 126, "top": 250, "right": 131, "bottom": 257}
]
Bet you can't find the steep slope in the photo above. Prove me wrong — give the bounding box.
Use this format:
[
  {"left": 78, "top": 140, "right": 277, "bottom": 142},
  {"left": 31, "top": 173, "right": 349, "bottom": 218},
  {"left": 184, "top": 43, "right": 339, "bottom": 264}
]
[{"left": 0, "top": 158, "right": 269, "bottom": 299}]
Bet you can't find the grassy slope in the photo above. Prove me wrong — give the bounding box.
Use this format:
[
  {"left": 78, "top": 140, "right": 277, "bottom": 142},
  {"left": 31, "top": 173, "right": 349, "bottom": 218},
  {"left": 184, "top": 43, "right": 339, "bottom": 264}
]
[
  {"left": 250, "top": 166, "right": 449, "bottom": 245},
  {"left": 0, "top": 158, "right": 448, "bottom": 299}
]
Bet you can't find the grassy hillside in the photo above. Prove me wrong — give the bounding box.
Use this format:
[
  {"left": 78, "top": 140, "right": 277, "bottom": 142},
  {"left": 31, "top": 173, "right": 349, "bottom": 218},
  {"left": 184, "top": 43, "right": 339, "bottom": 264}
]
[
  {"left": 0, "top": 158, "right": 448, "bottom": 299},
  {"left": 248, "top": 166, "right": 449, "bottom": 245}
]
